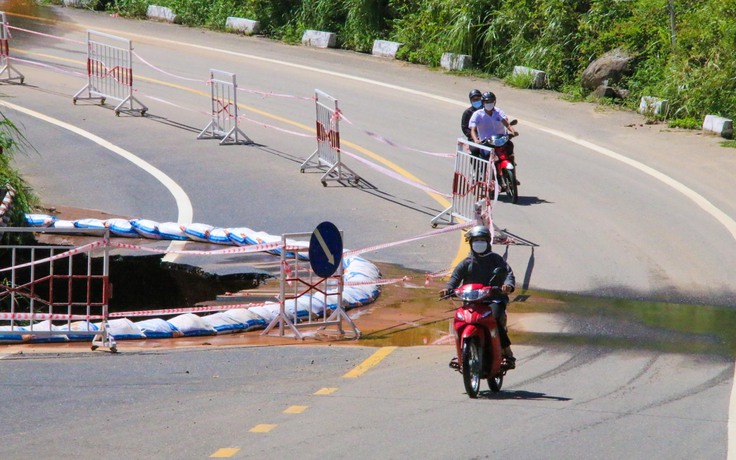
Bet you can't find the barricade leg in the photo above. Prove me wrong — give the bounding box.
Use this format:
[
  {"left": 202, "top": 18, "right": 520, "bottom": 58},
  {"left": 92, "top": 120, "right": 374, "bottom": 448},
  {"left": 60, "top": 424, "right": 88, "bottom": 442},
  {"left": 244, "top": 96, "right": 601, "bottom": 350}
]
[{"left": 0, "top": 12, "right": 24, "bottom": 84}]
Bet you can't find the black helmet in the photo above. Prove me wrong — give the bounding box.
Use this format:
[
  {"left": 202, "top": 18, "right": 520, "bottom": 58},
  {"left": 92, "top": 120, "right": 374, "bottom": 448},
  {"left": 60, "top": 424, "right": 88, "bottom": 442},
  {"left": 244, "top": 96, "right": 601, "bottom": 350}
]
[
  {"left": 468, "top": 89, "right": 482, "bottom": 101},
  {"left": 465, "top": 225, "right": 491, "bottom": 242},
  {"left": 481, "top": 91, "right": 496, "bottom": 102}
]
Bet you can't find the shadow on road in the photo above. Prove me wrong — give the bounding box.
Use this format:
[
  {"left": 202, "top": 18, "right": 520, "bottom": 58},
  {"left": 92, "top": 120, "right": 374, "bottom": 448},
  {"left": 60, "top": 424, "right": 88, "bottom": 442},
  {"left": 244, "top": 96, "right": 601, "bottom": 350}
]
[
  {"left": 500, "top": 195, "right": 553, "bottom": 206},
  {"left": 479, "top": 389, "right": 572, "bottom": 401}
]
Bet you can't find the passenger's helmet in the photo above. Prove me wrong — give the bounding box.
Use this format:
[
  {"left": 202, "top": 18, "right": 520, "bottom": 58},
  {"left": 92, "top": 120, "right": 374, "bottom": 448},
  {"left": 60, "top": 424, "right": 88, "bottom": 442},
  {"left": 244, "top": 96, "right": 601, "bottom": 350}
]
[
  {"left": 481, "top": 91, "right": 496, "bottom": 102},
  {"left": 468, "top": 89, "right": 482, "bottom": 101},
  {"left": 465, "top": 225, "right": 491, "bottom": 242}
]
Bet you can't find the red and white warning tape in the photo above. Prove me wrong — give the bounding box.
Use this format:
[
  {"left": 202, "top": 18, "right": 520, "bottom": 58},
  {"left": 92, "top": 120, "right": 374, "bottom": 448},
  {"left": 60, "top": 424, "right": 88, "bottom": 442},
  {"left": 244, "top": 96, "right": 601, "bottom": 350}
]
[
  {"left": 0, "top": 312, "right": 105, "bottom": 321},
  {"left": 109, "top": 302, "right": 268, "bottom": 318}
]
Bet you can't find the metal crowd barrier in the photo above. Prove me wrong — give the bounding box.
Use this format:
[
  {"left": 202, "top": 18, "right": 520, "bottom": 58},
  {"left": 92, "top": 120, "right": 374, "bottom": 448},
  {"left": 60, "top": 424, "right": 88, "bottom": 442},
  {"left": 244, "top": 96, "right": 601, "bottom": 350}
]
[
  {"left": 73, "top": 30, "right": 147, "bottom": 116},
  {"left": 262, "top": 231, "right": 359, "bottom": 340},
  {"left": 0, "top": 228, "right": 116, "bottom": 351},
  {"left": 0, "top": 12, "right": 24, "bottom": 84},
  {"left": 300, "top": 89, "right": 360, "bottom": 186},
  {"left": 197, "top": 68, "right": 251, "bottom": 145},
  {"left": 431, "top": 138, "right": 497, "bottom": 227}
]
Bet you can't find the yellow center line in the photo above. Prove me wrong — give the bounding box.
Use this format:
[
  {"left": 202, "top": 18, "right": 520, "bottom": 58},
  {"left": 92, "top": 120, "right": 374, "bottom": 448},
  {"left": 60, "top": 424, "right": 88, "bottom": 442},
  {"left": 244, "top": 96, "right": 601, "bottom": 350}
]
[
  {"left": 209, "top": 448, "right": 240, "bottom": 458},
  {"left": 314, "top": 387, "right": 338, "bottom": 395},
  {"left": 343, "top": 346, "right": 397, "bottom": 378},
  {"left": 249, "top": 424, "right": 277, "bottom": 433},
  {"left": 283, "top": 405, "right": 308, "bottom": 414}
]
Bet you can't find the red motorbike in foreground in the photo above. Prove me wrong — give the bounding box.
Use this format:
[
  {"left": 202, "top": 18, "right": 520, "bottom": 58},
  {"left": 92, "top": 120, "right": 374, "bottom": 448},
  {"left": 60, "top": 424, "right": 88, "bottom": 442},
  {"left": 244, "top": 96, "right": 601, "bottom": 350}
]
[{"left": 445, "top": 271, "right": 511, "bottom": 398}]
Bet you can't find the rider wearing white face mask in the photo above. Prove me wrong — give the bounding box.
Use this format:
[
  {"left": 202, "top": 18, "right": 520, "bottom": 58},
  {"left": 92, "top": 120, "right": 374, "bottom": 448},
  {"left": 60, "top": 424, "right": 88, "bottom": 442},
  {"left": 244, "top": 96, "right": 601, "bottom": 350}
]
[{"left": 439, "top": 225, "right": 517, "bottom": 368}]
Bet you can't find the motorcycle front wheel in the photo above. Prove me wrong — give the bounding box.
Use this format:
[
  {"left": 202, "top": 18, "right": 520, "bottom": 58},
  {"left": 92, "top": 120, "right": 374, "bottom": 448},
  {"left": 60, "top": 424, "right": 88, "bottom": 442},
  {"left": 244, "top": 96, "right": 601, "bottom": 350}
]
[
  {"left": 503, "top": 169, "right": 519, "bottom": 204},
  {"left": 462, "top": 339, "right": 482, "bottom": 398},
  {"left": 488, "top": 373, "right": 503, "bottom": 393}
]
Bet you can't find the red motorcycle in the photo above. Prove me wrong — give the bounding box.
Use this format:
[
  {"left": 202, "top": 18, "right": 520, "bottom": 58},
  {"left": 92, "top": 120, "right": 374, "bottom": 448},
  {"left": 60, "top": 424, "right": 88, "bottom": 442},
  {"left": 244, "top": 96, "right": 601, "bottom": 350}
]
[
  {"left": 445, "top": 271, "right": 511, "bottom": 397},
  {"left": 481, "top": 120, "right": 519, "bottom": 204}
]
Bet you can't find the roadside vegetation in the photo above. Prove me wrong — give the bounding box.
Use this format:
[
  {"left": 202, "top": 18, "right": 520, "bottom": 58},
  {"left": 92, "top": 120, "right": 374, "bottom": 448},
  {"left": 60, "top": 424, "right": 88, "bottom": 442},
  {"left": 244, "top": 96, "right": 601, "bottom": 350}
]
[
  {"left": 0, "top": 114, "right": 38, "bottom": 229},
  {"left": 91, "top": 0, "right": 736, "bottom": 127}
]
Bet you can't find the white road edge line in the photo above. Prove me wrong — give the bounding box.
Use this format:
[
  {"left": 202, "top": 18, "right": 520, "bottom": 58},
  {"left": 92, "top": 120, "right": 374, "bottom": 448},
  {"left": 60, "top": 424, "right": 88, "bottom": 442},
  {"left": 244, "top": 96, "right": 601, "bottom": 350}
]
[{"left": 0, "top": 100, "right": 194, "bottom": 251}]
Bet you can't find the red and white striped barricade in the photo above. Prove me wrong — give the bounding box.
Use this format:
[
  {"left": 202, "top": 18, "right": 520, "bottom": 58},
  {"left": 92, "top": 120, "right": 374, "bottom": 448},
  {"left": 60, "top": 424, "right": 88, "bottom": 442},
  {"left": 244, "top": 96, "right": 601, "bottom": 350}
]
[
  {"left": 0, "top": 12, "right": 24, "bottom": 84},
  {"left": 431, "top": 137, "right": 497, "bottom": 227},
  {"left": 197, "top": 68, "right": 251, "bottom": 145},
  {"left": 262, "top": 231, "right": 359, "bottom": 340},
  {"left": 300, "top": 89, "right": 360, "bottom": 186},
  {"left": 73, "top": 30, "right": 147, "bottom": 116},
  {"left": 0, "top": 227, "right": 116, "bottom": 351}
]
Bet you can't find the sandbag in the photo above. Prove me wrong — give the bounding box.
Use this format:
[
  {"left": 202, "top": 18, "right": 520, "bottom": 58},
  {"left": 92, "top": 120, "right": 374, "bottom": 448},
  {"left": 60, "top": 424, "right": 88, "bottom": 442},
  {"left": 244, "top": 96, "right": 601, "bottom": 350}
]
[
  {"left": 167, "top": 313, "right": 216, "bottom": 336},
  {"left": 182, "top": 223, "right": 214, "bottom": 242},
  {"left": 130, "top": 219, "right": 162, "bottom": 239},
  {"left": 136, "top": 318, "right": 181, "bottom": 338},
  {"left": 158, "top": 222, "right": 188, "bottom": 240},
  {"left": 106, "top": 218, "right": 139, "bottom": 238},
  {"left": 25, "top": 213, "right": 57, "bottom": 227}
]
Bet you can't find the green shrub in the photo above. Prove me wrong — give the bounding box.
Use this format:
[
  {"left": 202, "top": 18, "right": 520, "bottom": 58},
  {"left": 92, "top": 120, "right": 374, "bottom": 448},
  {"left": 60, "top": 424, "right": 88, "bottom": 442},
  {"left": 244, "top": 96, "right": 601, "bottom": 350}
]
[
  {"left": 0, "top": 114, "right": 39, "bottom": 229},
  {"left": 667, "top": 117, "right": 700, "bottom": 130}
]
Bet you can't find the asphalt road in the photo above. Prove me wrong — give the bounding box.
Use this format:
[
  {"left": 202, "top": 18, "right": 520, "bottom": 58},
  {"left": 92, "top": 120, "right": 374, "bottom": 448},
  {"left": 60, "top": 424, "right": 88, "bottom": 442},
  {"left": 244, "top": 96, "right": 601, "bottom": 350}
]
[
  {"left": 0, "top": 5, "right": 735, "bottom": 460},
  {"left": 0, "top": 344, "right": 731, "bottom": 459}
]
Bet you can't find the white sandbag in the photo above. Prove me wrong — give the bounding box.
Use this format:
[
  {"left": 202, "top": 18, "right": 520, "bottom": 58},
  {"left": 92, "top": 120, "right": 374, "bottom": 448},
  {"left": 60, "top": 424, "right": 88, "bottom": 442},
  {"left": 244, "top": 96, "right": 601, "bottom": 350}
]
[
  {"left": 135, "top": 318, "right": 181, "bottom": 338},
  {"left": 226, "top": 227, "right": 255, "bottom": 245},
  {"left": 158, "top": 222, "right": 188, "bottom": 240},
  {"left": 130, "top": 219, "right": 162, "bottom": 239},
  {"left": 262, "top": 303, "right": 281, "bottom": 319},
  {"left": 222, "top": 308, "right": 267, "bottom": 331},
  {"left": 25, "top": 213, "right": 57, "bottom": 227},
  {"left": 344, "top": 256, "right": 381, "bottom": 280},
  {"left": 284, "top": 298, "right": 313, "bottom": 320},
  {"left": 282, "top": 238, "right": 310, "bottom": 261},
  {"left": 247, "top": 304, "right": 277, "bottom": 323},
  {"left": 74, "top": 218, "right": 106, "bottom": 234},
  {"left": 58, "top": 320, "right": 99, "bottom": 340},
  {"left": 106, "top": 218, "right": 139, "bottom": 238},
  {"left": 52, "top": 219, "right": 76, "bottom": 230},
  {"left": 343, "top": 285, "right": 380, "bottom": 307},
  {"left": 96, "top": 318, "right": 145, "bottom": 340},
  {"left": 297, "top": 294, "right": 327, "bottom": 316},
  {"left": 0, "top": 325, "right": 31, "bottom": 343},
  {"left": 182, "top": 223, "right": 214, "bottom": 242},
  {"left": 244, "top": 231, "right": 273, "bottom": 246},
  {"left": 208, "top": 228, "right": 233, "bottom": 245},
  {"left": 25, "top": 320, "right": 69, "bottom": 342},
  {"left": 247, "top": 232, "right": 286, "bottom": 258},
  {"left": 201, "top": 311, "right": 246, "bottom": 333},
  {"left": 167, "top": 313, "right": 216, "bottom": 336}
]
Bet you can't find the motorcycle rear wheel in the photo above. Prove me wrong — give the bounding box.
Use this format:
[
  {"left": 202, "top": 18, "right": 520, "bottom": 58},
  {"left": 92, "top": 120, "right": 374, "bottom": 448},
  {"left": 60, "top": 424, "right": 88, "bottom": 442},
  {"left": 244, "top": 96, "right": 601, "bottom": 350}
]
[
  {"left": 503, "top": 169, "right": 519, "bottom": 204},
  {"left": 462, "top": 339, "right": 482, "bottom": 398}
]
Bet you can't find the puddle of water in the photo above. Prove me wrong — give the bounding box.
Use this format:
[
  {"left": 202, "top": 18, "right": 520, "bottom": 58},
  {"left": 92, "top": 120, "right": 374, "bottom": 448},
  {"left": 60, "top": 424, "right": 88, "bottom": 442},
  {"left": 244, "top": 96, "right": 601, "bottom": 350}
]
[{"left": 360, "top": 278, "right": 736, "bottom": 356}]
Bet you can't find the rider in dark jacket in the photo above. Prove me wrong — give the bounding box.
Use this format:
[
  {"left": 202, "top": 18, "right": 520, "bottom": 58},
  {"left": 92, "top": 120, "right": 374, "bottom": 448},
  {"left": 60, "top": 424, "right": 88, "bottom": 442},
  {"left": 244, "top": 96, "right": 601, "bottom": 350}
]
[
  {"left": 440, "top": 225, "right": 516, "bottom": 368},
  {"left": 461, "top": 89, "right": 483, "bottom": 158}
]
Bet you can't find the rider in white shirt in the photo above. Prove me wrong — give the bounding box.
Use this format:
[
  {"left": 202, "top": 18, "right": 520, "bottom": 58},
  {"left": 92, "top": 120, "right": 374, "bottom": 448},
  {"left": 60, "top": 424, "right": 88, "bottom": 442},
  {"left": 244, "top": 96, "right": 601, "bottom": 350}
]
[
  {"left": 469, "top": 91, "right": 517, "bottom": 157},
  {"left": 469, "top": 92, "right": 519, "bottom": 184}
]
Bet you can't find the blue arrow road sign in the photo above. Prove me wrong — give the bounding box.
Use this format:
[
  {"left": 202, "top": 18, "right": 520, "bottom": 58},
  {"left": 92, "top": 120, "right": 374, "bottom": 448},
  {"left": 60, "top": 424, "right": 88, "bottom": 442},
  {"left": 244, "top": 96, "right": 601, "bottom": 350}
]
[{"left": 309, "top": 221, "right": 343, "bottom": 278}]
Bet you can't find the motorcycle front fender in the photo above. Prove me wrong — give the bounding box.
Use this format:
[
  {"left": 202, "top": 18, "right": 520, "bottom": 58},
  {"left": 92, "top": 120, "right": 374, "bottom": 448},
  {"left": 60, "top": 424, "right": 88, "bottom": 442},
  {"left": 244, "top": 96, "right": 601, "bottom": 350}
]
[
  {"left": 499, "top": 161, "right": 514, "bottom": 170},
  {"left": 461, "top": 324, "right": 483, "bottom": 341}
]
